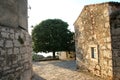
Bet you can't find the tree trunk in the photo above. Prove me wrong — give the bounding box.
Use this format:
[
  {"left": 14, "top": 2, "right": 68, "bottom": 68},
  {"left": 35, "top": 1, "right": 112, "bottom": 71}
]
[
  {"left": 68, "top": 50, "right": 70, "bottom": 54},
  {"left": 53, "top": 51, "right": 56, "bottom": 58}
]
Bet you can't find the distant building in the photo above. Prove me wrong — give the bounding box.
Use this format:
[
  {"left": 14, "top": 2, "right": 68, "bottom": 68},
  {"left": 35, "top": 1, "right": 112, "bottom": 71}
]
[
  {"left": 74, "top": 2, "right": 120, "bottom": 80},
  {"left": 58, "top": 52, "right": 75, "bottom": 60}
]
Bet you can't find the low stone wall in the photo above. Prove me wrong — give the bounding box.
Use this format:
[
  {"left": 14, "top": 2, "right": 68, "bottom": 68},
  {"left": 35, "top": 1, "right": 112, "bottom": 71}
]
[{"left": 58, "top": 52, "right": 75, "bottom": 60}]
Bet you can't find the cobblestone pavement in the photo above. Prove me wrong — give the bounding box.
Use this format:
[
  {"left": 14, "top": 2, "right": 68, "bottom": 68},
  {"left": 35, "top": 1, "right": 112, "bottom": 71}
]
[{"left": 32, "top": 60, "right": 102, "bottom": 80}]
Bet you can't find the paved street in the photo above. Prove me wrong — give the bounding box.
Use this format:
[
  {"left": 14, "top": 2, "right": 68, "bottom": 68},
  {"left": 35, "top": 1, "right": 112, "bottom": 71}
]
[{"left": 32, "top": 60, "right": 102, "bottom": 80}]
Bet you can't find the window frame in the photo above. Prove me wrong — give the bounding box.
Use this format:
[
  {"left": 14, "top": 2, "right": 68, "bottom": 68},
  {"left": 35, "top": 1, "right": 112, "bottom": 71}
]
[{"left": 89, "top": 45, "right": 98, "bottom": 61}]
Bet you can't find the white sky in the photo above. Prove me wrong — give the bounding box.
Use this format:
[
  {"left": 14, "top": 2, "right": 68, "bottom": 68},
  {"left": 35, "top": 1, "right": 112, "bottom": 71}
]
[{"left": 28, "top": 0, "right": 120, "bottom": 34}]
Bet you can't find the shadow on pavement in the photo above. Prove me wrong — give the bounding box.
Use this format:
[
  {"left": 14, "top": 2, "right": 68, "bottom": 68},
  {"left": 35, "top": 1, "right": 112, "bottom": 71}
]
[
  {"left": 32, "top": 72, "right": 46, "bottom": 80},
  {"left": 49, "top": 60, "right": 76, "bottom": 71}
]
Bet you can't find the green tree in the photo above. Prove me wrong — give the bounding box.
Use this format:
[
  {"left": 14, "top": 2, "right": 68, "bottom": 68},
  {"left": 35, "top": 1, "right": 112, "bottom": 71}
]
[
  {"left": 32, "top": 19, "right": 75, "bottom": 58},
  {"left": 64, "top": 32, "right": 75, "bottom": 53}
]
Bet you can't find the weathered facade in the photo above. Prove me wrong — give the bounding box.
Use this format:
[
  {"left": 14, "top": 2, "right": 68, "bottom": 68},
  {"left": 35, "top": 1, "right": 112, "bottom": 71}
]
[
  {"left": 0, "top": 0, "right": 32, "bottom": 80},
  {"left": 74, "top": 2, "right": 120, "bottom": 80}
]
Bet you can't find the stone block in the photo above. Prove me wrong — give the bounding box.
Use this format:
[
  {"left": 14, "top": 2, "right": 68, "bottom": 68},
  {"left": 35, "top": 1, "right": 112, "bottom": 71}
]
[
  {"left": 1, "top": 27, "right": 9, "bottom": 32},
  {"left": 9, "top": 33, "right": 14, "bottom": 39},
  {"left": 7, "top": 74, "right": 15, "bottom": 80},
  {"left": 0, "top": 60, "right": 6, "bottom": 67},
  {"left": 3, "top": 66, "right": 10, "bottom": 71},
  {"left": 0, "top": 0, "right": 18, "bottom": 27},
  {"left": 101, "top": 46, "right": 107, "bottom": 50},
  {"left": 17, "top": 55, "right": 21, "bottom": 61},
  {"left": 15, "top": 32, "right": 20, "bottom": 39},
  {"left": 1, "top": 32, "right": 9, "bottom": 38},
  {"left": 111, "top": 28, "right": 120, "bottom": 36},
  {"left": 9, "top": 29, "right": 14, "bottom": 33},
  {"left": 12, "top": 60, "right": 17, "bottom": 64},
  {"left": 13, "top": 40, "right": 21, "bottom": 47},
  {"left": 113, "top": 67, "right": 120, "bottom": 72},
  {"left": 20, "top": 47, "right": 26, "bottom": 54},
  {"left": 16, "top": 67, "right": 23, "bottom": 71},
  {"left": 107, "top": 43, "right": 112, "bottom": 50},
  {"left": 0, "top": 39, "right": 4, "bottom": 47},
  {"left": 108, "top": 60, "right": 112, "bottom": 67},
  {"left": 14, "top": 48, "right": 19, "bottom": 54},
  {"left": 12, "top": 60, "right": 18, "bottom": 64},
  {"left": 105, "top": 22, "right": 110, "bottom": 28},
  {"left": 116, "top": 57, "right": 120, "bottom": 66},
  {"left": 4, "top": 69, "right": 15, "bottom": 75},
  {"left": 106, "top": 37, "right": 111, "bottom": 42},
  {"left": 21, "top": 69, "right": 32, "bottom": 80},
  {"left": 7, "top": 48, "right": 13, "bottom": 54},
  {"left": 114, "top": 72, "right": 120, "bottom": 79},
  {"left": 12, "top": 64, "right": 18, "bottom": 68},
  {"left": 0, "top": 48, "right": 6, "bottom": 55},
  {"left": 6, "top": 54, "right": 17, "bottom": 65},
  {"left": 5, "top": 40, "right": 13, "bottom": 48},
  {"left": 103, "top": 50, "right": 112, "bottom": 59}
]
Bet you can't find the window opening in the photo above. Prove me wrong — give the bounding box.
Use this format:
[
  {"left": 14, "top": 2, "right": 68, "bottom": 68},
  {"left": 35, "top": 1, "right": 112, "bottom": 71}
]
[{"left": 91, "top": 47, "right": 96, "bottom": 58}]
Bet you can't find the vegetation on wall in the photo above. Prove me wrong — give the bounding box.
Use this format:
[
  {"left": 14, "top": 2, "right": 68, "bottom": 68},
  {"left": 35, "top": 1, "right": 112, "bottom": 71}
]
[{"left": 18, "top": 36, "right": 24, "bottom": 44}]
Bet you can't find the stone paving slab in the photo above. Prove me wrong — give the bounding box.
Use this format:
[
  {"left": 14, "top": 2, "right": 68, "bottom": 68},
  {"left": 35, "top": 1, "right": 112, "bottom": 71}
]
[{"left": 32, "top": 60, "right": 102, "bottom": 80}]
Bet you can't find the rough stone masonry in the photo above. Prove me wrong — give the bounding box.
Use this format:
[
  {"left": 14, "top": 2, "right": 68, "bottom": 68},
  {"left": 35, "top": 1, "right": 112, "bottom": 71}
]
[
  {"left": 0, "top": 0, "right": 32, "bottom": 80},
  {"left": 74, "top": 2, "right": 120, "bottom": 80}
]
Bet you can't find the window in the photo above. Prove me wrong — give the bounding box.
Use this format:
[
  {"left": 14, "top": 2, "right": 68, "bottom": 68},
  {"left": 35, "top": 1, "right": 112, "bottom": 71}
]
[
  {"left": 89, "top": 45, "right": 98, "bottom": 60},
  {"left": 91, "top": 47, "right": 96, "bottom": 58}
]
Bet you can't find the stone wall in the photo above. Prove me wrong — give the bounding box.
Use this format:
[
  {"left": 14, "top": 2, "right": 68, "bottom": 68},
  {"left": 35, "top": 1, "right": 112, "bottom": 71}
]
[
  {"left": 0, "top": 0, "right": 32, "bottom": 80},
  {"left": 110, "top": 4, "right": 120, "bottom": 80},
  {"left": 74, "top": 2, "right": 120, "bottom": 80},
  {"left": 58, "top": 52, "right": 75, "bottom": 60}
]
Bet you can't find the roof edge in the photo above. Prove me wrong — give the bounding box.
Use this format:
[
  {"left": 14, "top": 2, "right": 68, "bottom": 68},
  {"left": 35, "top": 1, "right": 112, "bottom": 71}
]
[{"left": 74, "top": 1, "right": 120, "bottom": 26}]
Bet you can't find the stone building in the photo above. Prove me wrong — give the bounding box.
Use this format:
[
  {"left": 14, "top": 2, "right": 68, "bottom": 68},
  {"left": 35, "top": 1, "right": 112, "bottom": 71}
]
[
  {"left": 58, "top": 51, "right": 75, "bottom": 60},
  {"left": 74, "top": 2, "right": 120, "bottom": 80},
  {"left": 0, "top": 0, "right": 32, "bottom": 80}
]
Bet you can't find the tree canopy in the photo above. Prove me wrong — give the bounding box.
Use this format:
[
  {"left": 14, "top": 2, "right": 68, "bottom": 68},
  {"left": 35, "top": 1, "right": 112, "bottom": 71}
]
[{"left": 32, "top": 19, "right": 75, "bottom": 58}]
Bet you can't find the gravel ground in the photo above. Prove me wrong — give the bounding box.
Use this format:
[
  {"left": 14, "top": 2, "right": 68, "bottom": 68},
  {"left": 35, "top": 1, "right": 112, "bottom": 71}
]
[{"left": 32, "top": 60, "right": 102, "bottom": 80}]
